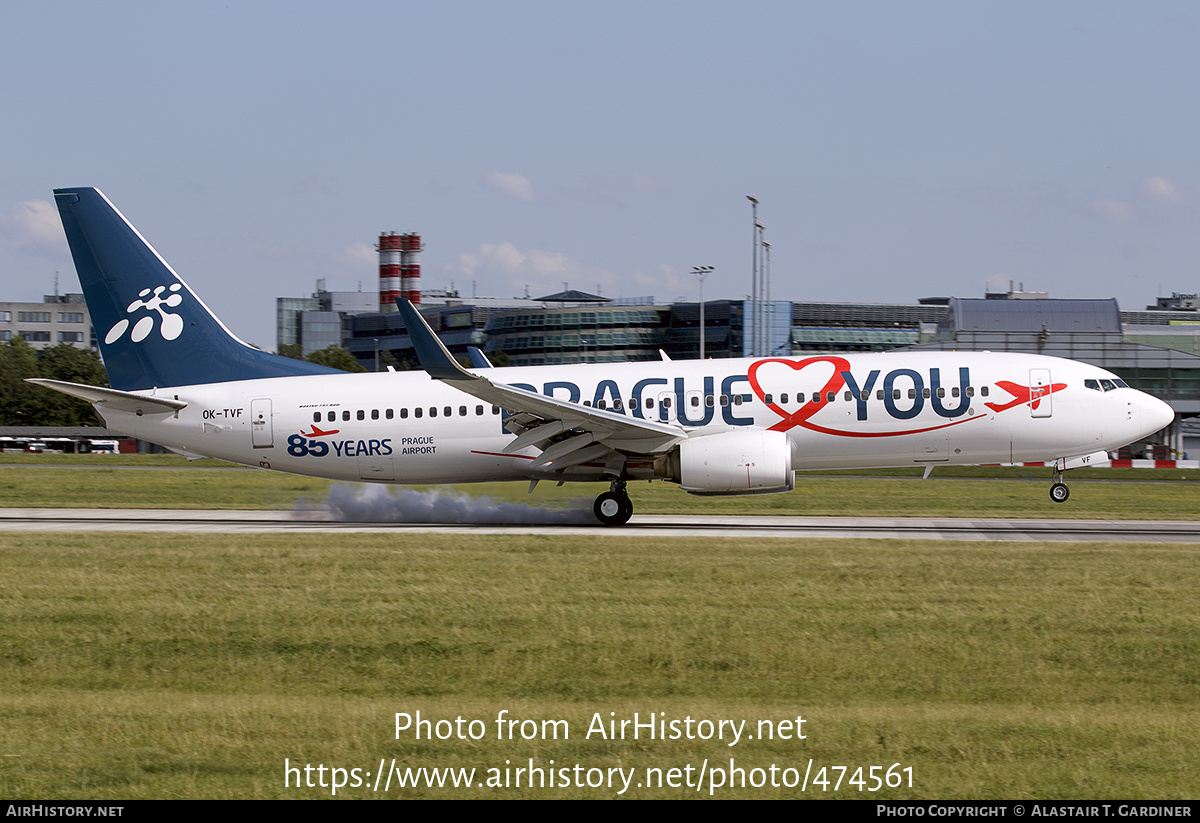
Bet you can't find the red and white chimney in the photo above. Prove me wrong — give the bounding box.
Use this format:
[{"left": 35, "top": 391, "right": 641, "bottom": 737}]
[
  {"left": 400, "top": 233, "right": 422, "bottom": 306},
  {"left": 378, "top": 232, "right": 401, "bottom": 313}
]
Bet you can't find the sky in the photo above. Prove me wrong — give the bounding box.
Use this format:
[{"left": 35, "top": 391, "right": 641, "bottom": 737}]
[{"left": 2, "top": 1, "right": 1199, "bottom": 350}]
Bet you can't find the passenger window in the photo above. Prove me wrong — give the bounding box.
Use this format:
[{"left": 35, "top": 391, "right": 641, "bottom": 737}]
[
  {"left": 444, "top": 406, "right": 451, "bottom": 417},
  {"left": 893, "top": 389, "right": 901, "bottom": 400},
  {"left": 844, "top": 391, "right": 852, "bottom": 401},
  {"left": 357, "top": 410, "right": 365, "bottom": 421},
  {"left": 936, "top": 387, "right": 945, "bottom": 399},
  {"left": 781, "top": 393, "right": 789, "bottom": 404},
  {"left": 342, "top": 410, "right": 350, "bottom": 421},
  {"left": 662, "top": 397, "right": 672, "bottom": 409},
  {"left": 860, "top": 391, "right": 869, "bottom": 402},
  {"left": 584, "top": 400, "right": 592, "bottom": 407},
  {"left": 400, "top": 408, "right": 408, "bottom": 419},
  {"left": 476, "top": 405, "right": 484, "bottom": 415},
  {"left": 812, "top": 393, "right": 821, "bottom": 405},
  {"left": 646, "top": 398, "right": 654, "bottom": 409},
  {"left": 492, "top": 406, "right": 500, "bottom": 414},
  {"left": 429, "top": 407, "right": 437, "bottom": 418},
  {"left": 690, "top": 396, "right": 699, "bottom": 408},
  {"left": 719, "top": 395, "right": 729, "bottom": 407},
  {"left": 951, "top": 387, "right": 959, "bottom": 398},
  {"left": 312, "top": 412, "right": 320, "bottom": 422},
  {"left": 921, "top": 388, "right": 930, "bottom": 399},
  {"left": 414, "top": 408, "right": 422, "bottom": 418},
  {"left": 459, "top": 406, "right": 467, "bottom": 416},
  {"left": 385, "top": 409, "right": 393, "bottom": 419},
  {"left": 597, "top": 400, "right": 607, "bottom": 410},
  {"left": 371, "top": 409, "right": 379, "bottom": 420},
  {"left": 907, "top": 389, "right": 916, "bottom": 400},
  {"left": 612, "top": 399, "right": 622, "bottom": 411},
  {"left": 705, "top": 396, "right": 714, "bottom": 407},
  {"left": 981, "top": 386, "right": 989, "bottom": 397},
  {"left": 328, "top": 411, "right": 336, "bottom": 422},
  {"left": 734, "top": 395, "right": 743, "bottom": 405},
  {"left": 966, "top": 387, "right": 974, "bottom": 397},
  {"left": 827, "top": 391, "right": 836, "bottom": 403}
]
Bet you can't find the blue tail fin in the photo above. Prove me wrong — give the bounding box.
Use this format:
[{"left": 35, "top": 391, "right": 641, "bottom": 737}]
[{"left": 54, "top": 188, "right": 341, "bottom": 391}]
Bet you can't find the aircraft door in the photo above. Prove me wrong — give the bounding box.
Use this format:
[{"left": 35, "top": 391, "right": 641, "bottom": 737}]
[
  {"left": 251, "top": 398, "right": 273, "bottom": 448},
  {"left": 657, "top": 391, "right": 676, "bottom": 423},
  {"left": 1029, "top": 369, "right": 1052, "bottom": 418}
]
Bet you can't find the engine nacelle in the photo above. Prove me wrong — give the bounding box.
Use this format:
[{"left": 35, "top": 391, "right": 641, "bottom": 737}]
[{"left": 655, "top": 429, "right": 795, "bottom": 495}]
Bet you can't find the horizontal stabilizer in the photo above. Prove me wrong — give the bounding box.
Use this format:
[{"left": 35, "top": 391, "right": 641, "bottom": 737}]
[{"left": 26, "top": 378, "right": 187, "bottom": 414}]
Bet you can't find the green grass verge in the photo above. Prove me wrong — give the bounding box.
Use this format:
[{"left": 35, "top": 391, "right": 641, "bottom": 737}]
[
  {"left": 1, "top": 464, "right": 1198, "bottom": 519},
  {"left": 1, "top": 533, "right": 1197, "bottom": 798}
]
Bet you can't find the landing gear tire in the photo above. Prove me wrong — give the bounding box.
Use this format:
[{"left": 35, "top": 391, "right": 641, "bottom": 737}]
[
  {"left": 593, "top": 491, "right": 633, "bottom": 526},
  {"left": 1049, "top": 482, "right": 1070, "bottom": 504}
]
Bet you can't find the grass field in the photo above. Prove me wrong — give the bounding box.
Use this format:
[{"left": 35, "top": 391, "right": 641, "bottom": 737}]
[
  {"left": 1, "top": 532, "right": 1198, "bottom": 799},
  {"left": 2, "top": 461, "right": 1198, "bottom": 519}
]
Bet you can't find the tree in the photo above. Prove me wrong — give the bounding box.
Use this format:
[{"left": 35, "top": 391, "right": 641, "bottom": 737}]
[
  {"left": 0, "top": 338, "right": 41, "bottom": 425},
  {"left": 305, "top": 344, "right": 367, "bottom": 373},
  {"left": 277, "top": 343, "right": 303, "bottom": 360},
  {"left": 35, "top": 344, "right": 109, "bottom": 425}
]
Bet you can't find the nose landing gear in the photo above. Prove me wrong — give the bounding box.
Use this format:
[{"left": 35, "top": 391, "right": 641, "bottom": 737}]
[
  {"left": 1049, "top": 466, "right": 1070, "bottom": 503},
  {"left": 593, "top": 479, "right": 633, "bottom": 526}
]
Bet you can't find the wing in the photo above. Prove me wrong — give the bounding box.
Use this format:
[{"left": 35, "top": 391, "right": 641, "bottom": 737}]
[{"left": 396, "top": 300, "right": 685, "bottom": 471}]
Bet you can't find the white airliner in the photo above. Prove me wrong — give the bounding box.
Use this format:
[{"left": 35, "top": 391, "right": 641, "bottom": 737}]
[{"left": 31, "top": 188, "right": 1175, "bottom": 525}]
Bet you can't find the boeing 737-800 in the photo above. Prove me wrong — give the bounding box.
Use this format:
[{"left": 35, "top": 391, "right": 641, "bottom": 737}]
[{"left": 31, "top": 188, "right": 1175, "bottom": 525}]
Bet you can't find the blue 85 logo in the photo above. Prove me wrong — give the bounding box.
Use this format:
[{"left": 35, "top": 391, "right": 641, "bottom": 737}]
[{"left": 287, "top": 434, "right": 329, "bottom": 457}]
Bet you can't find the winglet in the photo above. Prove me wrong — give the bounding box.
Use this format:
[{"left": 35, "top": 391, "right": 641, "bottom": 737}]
[
  {"left": 467, "top": 347, "right": 493, "bottom": 368},
  {"left": 396, "top": 299, "right": 475, "bottom": 382}
]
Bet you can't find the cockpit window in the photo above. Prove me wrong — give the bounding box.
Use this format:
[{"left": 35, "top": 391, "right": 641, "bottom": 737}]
[
  {"left": 1100, "top": 379, "right": 1117, "bottom": 392},
  {"left": 1113, "top": 379, "right": 1129, "bottom": 388},
  {"left": 1085, "top": 379, "right": 1101, "bottom": 391}
]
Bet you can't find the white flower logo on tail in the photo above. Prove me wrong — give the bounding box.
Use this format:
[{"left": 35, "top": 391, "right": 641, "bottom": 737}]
[{"left": 105, "top": 284, "right": 185, "bottom": 344}]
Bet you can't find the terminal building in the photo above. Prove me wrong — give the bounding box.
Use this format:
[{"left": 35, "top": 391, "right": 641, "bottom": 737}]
[{"left": 0, "top": 293, "right": 95, "bottom": 351}]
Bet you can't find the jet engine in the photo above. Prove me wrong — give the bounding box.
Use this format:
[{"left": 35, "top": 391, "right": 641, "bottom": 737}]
[{"left": 654, "top": 429, "right": 795, "bottom": 495}]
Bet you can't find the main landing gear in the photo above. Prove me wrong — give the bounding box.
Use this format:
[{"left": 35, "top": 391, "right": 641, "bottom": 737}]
[
  {"left": 593, "top": 478, "right": 633, "bottom": 526},
  {"left": 1049, "top": 466, "right": 1070, "bottom": 504}
]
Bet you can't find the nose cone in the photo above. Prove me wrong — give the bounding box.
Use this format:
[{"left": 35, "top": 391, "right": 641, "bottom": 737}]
[{"left": 1138, "top": 392, "right": 1175, "bottom": 437}]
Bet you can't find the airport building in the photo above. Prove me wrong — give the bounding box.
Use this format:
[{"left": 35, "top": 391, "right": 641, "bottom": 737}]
[{"left": 0, "top": 293, "right": 95, "bottom": 351}]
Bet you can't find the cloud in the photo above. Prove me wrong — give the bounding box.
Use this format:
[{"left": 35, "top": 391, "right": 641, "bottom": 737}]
[
  {"left": 1093, "top": 176, "right": 1184, "bottom": 225},
  {"left": 451, "top": 241, "right": 618, "bottom": 297},
  {"left": 1140, "top": 175, "right": 1182, "bottom": 205},
  {"left": 483, "top": 171, "right": 535, "bottom": 202},
  {"left": 1, "top": 199, "right": 64, "bottom": 249},
  {"left": 1094, "top": 199, "right": 1134, "bottom": 223},
  {"left": 341, "top": 241, "right": 376, "bottom": 266}
]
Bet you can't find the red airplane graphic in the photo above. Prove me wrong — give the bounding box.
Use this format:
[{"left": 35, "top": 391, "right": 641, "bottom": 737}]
[
  {"left": 300, "top": 425, "right": 340, "bottom": 438},
  {"left": 984, "top": 380, "right": 1067, "bottom": 414}
]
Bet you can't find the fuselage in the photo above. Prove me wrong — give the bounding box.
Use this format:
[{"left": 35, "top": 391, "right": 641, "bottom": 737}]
[{"left": 100, "top": 350, "right": 1172, "bottom": 485}]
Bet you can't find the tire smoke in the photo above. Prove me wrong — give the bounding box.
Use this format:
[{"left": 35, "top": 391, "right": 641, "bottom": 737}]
[{"left": 311, "top": 483, "right": 596, "bottom": 524}]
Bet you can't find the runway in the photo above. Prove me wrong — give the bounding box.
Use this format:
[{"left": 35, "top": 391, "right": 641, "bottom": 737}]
[{"left": 3, "top": 508, "right": 1200, "bottom": 542}]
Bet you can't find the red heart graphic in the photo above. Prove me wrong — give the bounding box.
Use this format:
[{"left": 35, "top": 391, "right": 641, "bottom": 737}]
[{"left": 748, "top": 356, "right": 852, "bottom": 433}]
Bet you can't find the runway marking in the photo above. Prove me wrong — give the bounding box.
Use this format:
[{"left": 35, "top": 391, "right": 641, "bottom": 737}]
[{"left": 2, "top": 509, "right": 1199, "bottom": 542}]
